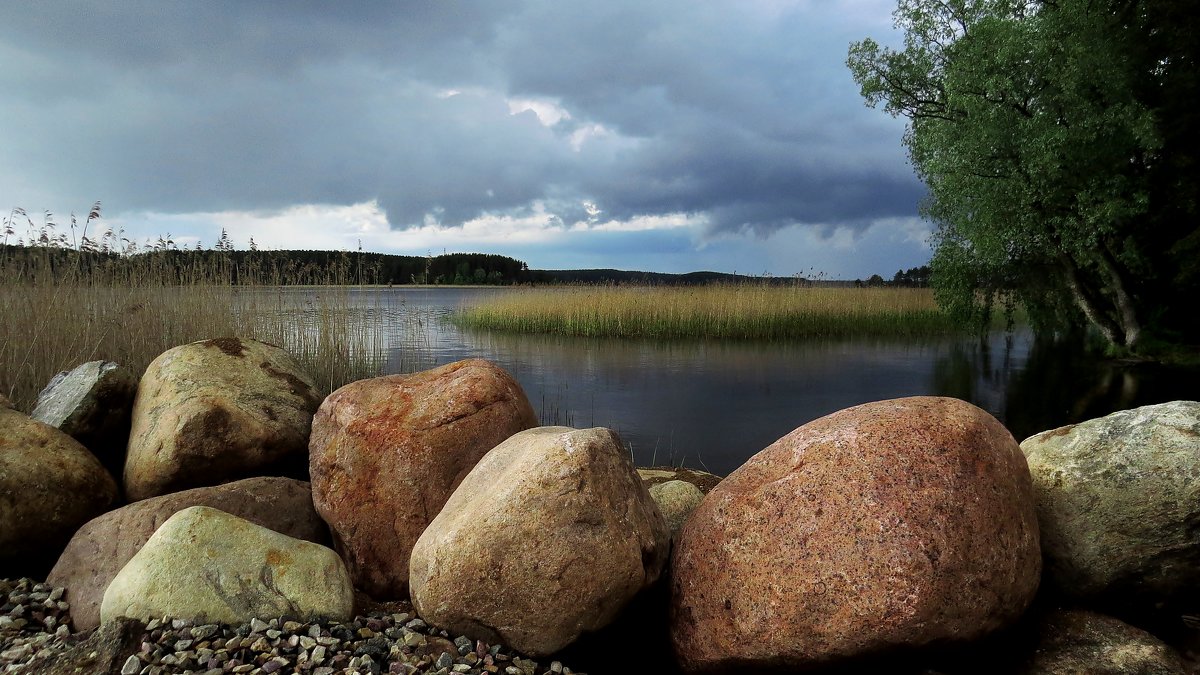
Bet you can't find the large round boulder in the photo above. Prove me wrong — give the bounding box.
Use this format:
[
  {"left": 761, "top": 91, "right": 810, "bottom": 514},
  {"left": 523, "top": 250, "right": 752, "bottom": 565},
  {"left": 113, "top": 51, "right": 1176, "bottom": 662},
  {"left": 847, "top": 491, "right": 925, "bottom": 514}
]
[
  {"left": 410, "top": 426, "right": 670, "bottom": 657},
  {"left": 47, "top": 476, "right": 329, "bottom": 631},
  {"left": 1022, "top": 401, "right": 1200, "bottom": 604},
  {"left": 309, "top": 358, "right": 537, "bottom": 599},
  {"left": 32, "top": 360, "right": 138, "bottom": 480},
  {"left": 100, "top": 505, "right": 353, "bottom": 626},
  {"left": 0, "top": 407, "right": 118, "bottom": 577},
  {"left": 124, "top": 337, "right": 320, "bottom": 501},
  {"left": 671, "top": 396, "right": 1041, "bottom": 672}
]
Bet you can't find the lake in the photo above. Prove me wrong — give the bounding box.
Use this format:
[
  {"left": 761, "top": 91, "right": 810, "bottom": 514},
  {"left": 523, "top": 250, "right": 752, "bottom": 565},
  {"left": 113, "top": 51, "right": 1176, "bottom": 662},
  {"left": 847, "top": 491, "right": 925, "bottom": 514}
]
[{"left": 280, "top": 286, "right": 1197, "bottom": 477}]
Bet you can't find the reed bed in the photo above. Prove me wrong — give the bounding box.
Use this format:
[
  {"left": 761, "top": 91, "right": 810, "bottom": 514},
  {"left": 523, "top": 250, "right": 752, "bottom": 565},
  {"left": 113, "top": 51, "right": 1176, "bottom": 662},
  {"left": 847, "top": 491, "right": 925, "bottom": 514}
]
[
  {"left": 0, "top": 248, "right": 391, "bottom": 412},
  {"left": 454, "top": 284, "right": 962, "bottom": 340}
]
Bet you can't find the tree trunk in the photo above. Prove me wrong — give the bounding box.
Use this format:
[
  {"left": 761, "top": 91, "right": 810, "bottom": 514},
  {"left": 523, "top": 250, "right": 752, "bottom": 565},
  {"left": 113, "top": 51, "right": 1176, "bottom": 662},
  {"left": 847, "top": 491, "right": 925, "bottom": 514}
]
[
  {"left": 1095, "top": 244, "right": 1142, "bottom": 350},
  {"left": 1060, "top": 253, "right": 1124, "bottom": 347}
]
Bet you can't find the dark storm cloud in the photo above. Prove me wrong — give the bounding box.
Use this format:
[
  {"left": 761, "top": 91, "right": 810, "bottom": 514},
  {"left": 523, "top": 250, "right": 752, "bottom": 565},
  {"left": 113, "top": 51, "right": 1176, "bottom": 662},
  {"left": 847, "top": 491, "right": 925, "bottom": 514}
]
[{"left": 0, "top": 1, "right": 919, "bottom": 235}]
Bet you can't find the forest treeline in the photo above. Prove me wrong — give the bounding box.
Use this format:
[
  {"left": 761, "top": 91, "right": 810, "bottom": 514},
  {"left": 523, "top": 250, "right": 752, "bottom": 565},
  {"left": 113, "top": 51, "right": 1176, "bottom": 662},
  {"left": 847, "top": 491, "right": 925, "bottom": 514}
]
[
  {"left": 0, "top": 245, "right": 528, "bottom": 285},
  {"left": 0, "top": 244, "right": 929, "bottom": 288}
]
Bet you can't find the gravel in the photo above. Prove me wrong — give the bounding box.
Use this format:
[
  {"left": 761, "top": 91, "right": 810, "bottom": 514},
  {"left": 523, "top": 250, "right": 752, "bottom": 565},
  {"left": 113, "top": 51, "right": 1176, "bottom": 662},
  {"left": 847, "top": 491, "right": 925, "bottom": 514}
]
[{"left": 1, "top": 578, "right": 584, "bottom": 675}]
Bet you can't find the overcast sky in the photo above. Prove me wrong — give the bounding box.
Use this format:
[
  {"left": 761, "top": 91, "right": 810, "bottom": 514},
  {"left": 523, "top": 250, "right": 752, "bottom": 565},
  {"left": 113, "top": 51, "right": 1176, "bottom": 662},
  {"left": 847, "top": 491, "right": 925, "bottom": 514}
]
[{"left": 0, "top": 1, "right": 929, "bottom": 279}]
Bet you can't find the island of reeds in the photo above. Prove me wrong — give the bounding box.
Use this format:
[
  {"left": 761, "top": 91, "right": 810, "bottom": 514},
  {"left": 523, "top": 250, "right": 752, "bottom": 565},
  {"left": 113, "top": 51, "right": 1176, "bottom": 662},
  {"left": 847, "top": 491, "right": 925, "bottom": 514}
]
[{"left": 452, "top": 284, "right": 963, "bottom": 340}]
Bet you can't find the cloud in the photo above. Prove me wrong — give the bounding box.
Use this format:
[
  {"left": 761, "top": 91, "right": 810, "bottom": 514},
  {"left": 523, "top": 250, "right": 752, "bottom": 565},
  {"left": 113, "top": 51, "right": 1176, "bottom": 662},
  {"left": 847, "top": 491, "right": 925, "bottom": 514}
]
[{"left": 0, "top": 0, "right": 924, "bottom": 272}]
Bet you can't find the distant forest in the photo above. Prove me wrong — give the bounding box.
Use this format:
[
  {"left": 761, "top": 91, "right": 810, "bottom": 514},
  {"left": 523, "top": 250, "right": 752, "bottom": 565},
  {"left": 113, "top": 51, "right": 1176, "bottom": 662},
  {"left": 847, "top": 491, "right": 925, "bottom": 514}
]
[{"left": 0, "top": 244, "right": 929, "bottom": 287}]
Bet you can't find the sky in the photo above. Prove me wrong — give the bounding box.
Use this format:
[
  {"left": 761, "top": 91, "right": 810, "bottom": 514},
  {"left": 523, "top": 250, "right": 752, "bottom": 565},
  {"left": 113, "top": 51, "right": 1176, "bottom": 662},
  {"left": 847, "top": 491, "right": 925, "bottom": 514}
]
[{"left": 0, "top": 1, "right": 931, "bottom": 280}]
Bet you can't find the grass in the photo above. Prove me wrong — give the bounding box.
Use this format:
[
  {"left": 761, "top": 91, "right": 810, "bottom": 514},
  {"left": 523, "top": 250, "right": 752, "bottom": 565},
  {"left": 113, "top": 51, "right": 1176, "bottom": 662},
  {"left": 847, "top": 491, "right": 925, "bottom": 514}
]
[
  {"left": 0, "top": 246, "right": 398, "bottom": 413},
  {"left": 453, "top": 284, "right": 963, "bottom": 340}
]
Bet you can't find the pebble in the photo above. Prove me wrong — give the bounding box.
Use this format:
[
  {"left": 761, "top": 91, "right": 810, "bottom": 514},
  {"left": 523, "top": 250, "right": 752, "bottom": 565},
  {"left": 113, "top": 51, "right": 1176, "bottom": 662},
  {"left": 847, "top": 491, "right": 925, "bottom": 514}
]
[{"left": 0, "top": 577, "right": 587, "bottom": 675}]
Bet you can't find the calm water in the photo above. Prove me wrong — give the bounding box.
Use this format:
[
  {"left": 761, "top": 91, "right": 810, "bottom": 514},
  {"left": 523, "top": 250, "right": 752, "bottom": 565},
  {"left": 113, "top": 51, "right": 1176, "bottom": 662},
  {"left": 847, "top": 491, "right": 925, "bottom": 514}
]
[{"left": 280, "top": 287, "right": 1198, "bottom": 477}]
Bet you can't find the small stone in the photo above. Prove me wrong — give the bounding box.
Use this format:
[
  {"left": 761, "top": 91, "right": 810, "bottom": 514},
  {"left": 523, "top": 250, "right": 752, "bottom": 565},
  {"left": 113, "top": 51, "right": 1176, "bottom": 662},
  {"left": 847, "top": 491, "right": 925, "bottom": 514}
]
[
  {"left": 513, "top": 658, "right": 538, "bottom": 673},
  {"left": 171, "top": 618, "right": 188, "bottom": 629},
  {"left": 505, "top": 667, "right": 523, "bottom": 675},
  {"left": 250, "top": 618, "right": 270, "bottom": 633},
  {"left": 392, "top": 613, "right": 411, "bottom": 624},
  {"left": 175, "top": 639, "right": 194, "bottom": 651},
  {"left": 121, "top": 654, "right": 142, "bottom": 675},
  {"left": 436, "top": 652, "right": 454, "bottom": 669},
  {"left": 550, "top": 662, "right": 563, "bottom": 673},
  {"left": 308, "top": 624, "right": 322, "bottom": 638},
  {"left": 405, "top": 618, "right": 427, "bottom": 631},
  {"left": 453, "top": 665, "right": 472, "bottom": 673},
  {"left": 403, "top": 632, "right": 424, "bottom": 647},
  {"left": 312, "top": 645, "right": 327, "bottom": 663},
  {"left": 233, "top": 665, "right": 255, "bottom": 674},
  {"left": 266, "top": 629, "right": 282, "bottom": 639},
  {"left": 250, "top": 636, "right": 270, "bottom": 652},
  {"left": 299, "top": 636, "right": 317, "bottom": 649},
  {"left": 262, "top": 659, "right": 282, "bottom": 673},
  {"left": 283, "top": 621, "right": 303, "bottom": 632},
  {"left": 314, "top": 668, "right": 335, "bottom": 675}
]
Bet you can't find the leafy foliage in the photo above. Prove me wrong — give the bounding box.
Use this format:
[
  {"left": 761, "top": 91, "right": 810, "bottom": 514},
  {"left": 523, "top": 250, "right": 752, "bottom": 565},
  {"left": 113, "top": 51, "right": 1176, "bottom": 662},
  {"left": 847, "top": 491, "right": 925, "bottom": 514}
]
[{"left": 849, "top": 0, "right": 1200, "bottom": 351}]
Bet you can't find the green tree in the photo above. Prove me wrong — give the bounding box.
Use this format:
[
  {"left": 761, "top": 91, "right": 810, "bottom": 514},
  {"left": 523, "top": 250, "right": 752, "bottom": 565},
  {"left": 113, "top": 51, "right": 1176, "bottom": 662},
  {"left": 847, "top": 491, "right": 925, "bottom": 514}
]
[{"left": 849, "top": 0, "right": 1199, "bottom": 352}]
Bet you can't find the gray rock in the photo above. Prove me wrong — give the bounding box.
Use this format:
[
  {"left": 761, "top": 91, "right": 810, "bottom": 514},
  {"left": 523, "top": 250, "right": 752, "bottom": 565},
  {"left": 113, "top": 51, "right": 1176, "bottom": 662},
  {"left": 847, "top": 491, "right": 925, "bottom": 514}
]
[
  {"left": 411, "top": 426, "right": 669, "bottom": 657},
  {"left": 1019, "top": 609, "right": 1187, "bottom": 674},
  {"left": 1021, "top": 401, "right": 1200, "bottom": 601},
  {"left": 32, "top": 360, "right": 137, "bottom": 478},
  {"left": 100, "top": 505, "right": 354, "bottom": 626}
]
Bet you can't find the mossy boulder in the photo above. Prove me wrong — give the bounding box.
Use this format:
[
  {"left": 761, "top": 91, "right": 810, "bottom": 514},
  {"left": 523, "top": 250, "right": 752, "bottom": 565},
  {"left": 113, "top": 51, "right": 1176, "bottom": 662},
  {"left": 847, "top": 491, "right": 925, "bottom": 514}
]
[{"left": 124, "top": 337, "right": 320, "bottom": 501}]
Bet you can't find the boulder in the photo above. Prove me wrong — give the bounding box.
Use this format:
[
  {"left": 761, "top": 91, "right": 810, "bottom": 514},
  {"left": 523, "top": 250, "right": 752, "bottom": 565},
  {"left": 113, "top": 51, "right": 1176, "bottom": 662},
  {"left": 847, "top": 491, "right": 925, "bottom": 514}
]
[
  {"left": 1019, "top": 609, "right": 1187, "bottom": 674},
  {"left": 48, "top": 476, "right": 329, "bottom": 632},
  {"left": 100, "top": 505, "right": 353, "bottom": 625},
  {"left": 638, "top": 466, "right": 722, "bottom": 494},
  {"left": 32, "top": 360, "right": 138, "bottom": 479},
  {"left": 670, "top": 396, "right": 1041, "bottom": 672},
  {"left": 1021, "top": 401, "right": 1200, "bottom": 602},
  {"left": 410, "top": 426, "right": 670, "bottom": 657},
  {"left": 309, "top": 358, "right": 537, "bottom": 599},
  {"left": 0, "top": 407, "right": 118, "bottom": 577},
  {"left": 649, "top": 480, "right": 705, "bottom": 536},
  {"left": 124, "top": 337, "right": 320, "bottom": 501}
]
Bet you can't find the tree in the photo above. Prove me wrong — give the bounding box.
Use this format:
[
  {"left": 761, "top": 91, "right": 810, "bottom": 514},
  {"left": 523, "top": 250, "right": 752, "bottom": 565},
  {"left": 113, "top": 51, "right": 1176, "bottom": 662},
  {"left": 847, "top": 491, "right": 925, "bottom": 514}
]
[{"left": 848, "top": 0, "right": 1200, "bottom": 352}]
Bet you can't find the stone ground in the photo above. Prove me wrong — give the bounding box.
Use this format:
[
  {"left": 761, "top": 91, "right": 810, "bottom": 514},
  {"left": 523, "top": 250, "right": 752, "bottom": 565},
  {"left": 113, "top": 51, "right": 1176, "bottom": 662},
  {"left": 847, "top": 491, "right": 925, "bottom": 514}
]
[{"left": 0, "top": 578, "right": 586, "bottom": 675}]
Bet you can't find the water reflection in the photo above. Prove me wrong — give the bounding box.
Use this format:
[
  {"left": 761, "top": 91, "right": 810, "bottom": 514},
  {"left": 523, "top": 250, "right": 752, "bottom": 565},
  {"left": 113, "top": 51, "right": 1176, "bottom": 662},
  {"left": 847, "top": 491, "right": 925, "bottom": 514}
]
[{"left": 262, "top": 288, "right": 1198, "bottom": 476}]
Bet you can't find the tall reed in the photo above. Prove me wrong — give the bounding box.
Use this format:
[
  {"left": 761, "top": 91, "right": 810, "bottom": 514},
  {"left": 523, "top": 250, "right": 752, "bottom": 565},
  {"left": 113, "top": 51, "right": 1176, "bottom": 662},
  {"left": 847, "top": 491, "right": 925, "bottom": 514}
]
[
  {"left": 0, "top": 245, "right": 390, "bottom": 412},
  {"left": 454, "top": 284, "right": 961, "bottom": 340}
]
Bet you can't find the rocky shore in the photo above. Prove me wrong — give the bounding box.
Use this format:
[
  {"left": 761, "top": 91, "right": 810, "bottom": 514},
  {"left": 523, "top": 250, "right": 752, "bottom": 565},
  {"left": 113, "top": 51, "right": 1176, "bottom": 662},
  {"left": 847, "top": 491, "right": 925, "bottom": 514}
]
[
  {"left": 1, "top": 578, "right": 582, "bottom": 675},
  {"left": 2, "top": 337, "right": 1200, "bottom": 673}
]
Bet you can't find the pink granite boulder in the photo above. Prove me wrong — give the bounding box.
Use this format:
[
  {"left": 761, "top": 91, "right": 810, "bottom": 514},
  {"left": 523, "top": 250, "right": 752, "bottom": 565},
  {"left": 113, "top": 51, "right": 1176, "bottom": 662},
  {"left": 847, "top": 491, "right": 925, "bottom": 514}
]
[
  {"left": 309, "top": 359, "right": 537, "bottom": 599},
  {"left": 670, "top": 396, "right": 1041, "bottom": 672}
]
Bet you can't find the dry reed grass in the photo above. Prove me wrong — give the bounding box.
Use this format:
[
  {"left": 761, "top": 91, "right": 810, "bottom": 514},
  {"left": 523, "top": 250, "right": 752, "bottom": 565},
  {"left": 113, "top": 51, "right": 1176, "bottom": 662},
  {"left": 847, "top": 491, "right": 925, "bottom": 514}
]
[
  {"left": 0, "top": 248, "right": 389, "bottom": 412},
  {"left": 454, "top": 284, "right": 961, "bottom": 340}
]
